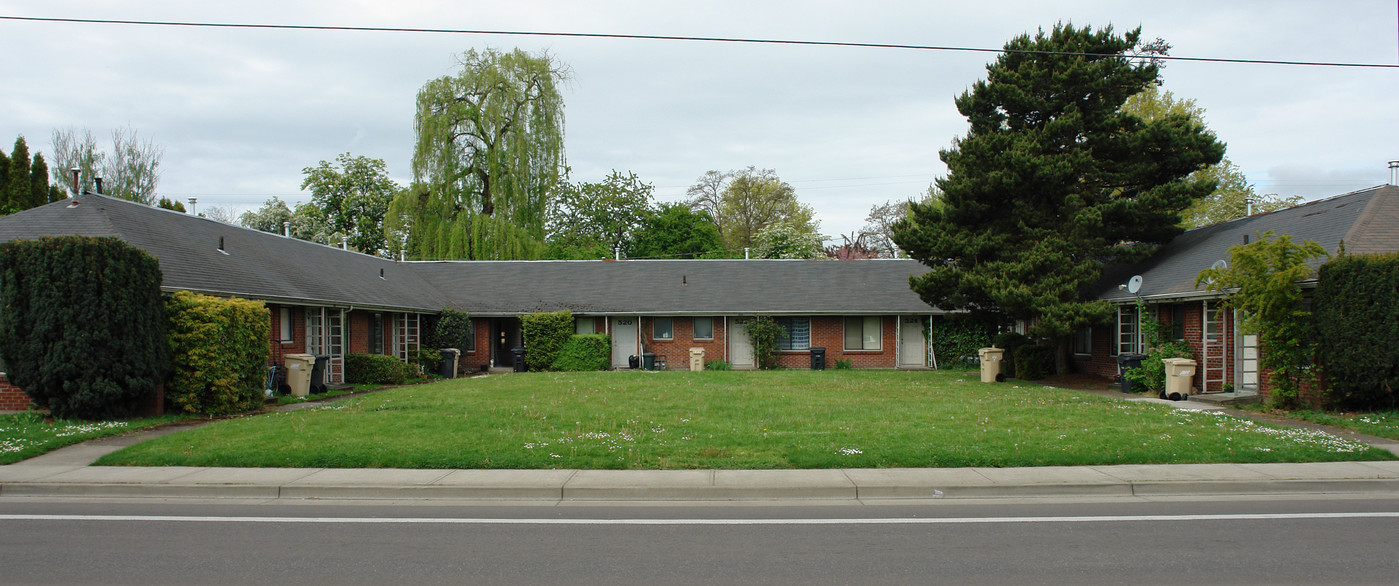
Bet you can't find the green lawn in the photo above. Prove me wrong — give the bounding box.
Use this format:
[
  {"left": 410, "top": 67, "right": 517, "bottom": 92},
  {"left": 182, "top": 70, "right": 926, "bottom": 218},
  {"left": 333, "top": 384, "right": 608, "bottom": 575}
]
[
  {"left": 0, "top": 411, "right": 191, "bottom": 465},
  {"left": 1287, "top": 409, "right": 1399, "bottom": 441},
  {"left": 96, "top": 370, "right": 1392, "bottom": 469}
]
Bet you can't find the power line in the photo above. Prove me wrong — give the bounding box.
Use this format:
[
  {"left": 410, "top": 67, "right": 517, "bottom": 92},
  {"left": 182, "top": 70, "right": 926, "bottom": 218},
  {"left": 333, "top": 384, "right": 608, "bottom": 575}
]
[{"left": 4, "top": 15, "right": 1397, "bottom": 69}]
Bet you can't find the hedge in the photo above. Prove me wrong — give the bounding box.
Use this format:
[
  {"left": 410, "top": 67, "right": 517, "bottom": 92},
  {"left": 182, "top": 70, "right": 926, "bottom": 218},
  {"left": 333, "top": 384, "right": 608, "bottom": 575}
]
[
  {"left": 992, "top": 331, "right": 1030, "bottom": 378},
  {"left": 1012, "top": 345, "right": 1056, "bottom": 380},
  {"left": 929, "top": 317, "right": 990, "bottom": 369},
  {"left": 430, "top": 308, "right": 473, "bottom": 351},
  {"left": 520, "top": 310, "right": 573, "bottom": 371},
  {"left": 165, "top": 291, "right": 270, "bottom": 415},
  {"left": 0, "top": 236, "right": 169, "bottom": 419},
  {"left": 1314, "top": 252, "right": 1399, "bottom": 409},
  {"left": 551, "top": 334, "right": 612, "bottom": 371},
  {"left": 345, "top": 353, "right": 412, "bottom": 385}
]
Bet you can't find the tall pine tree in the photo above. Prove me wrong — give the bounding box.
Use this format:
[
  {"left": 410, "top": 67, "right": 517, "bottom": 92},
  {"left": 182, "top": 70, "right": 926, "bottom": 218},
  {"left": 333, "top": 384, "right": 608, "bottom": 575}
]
[{"left": 893, "top": 24, "right": 1223, "bottom": 370}]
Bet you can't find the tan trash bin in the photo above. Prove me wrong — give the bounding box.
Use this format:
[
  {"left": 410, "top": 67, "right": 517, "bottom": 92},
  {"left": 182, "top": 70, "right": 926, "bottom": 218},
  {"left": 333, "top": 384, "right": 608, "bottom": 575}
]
[
  {"left": 978, "top": 347, "right": 1004, "bottom": 383},
  {"left": 689, "top": 348, "right": 705, "bottom": 372},
  {"left": 284, "top": 353, "right": 315, "bottom": 397},
  {"left": 1162, "top": 357, "right": 1197, "bottom": 401}
]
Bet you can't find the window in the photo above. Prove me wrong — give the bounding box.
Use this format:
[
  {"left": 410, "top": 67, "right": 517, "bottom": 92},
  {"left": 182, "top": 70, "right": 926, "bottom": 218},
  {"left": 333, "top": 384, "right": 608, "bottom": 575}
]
[
  {"left": 774, "top": 317, "right": 811, "bottom": 351},
  {"left": 1170, "top": 305, "right": 1186, "bottom": 341},
  {"left": 843, "top": 316, "right": 881, "bottom": 351},
  {"left": 575, "top": 317, "right": 595, "bottom": 335},
  {"left": 1072, "top": 326, "right": 1092, "bottom": 356},
  {"left": 369, "top": 313, "right": 384, "bottom": 355},
  {"left": 279, "top": 307, "right": 293, "bottom": 342},
  {"left": 1116, "top": 305, "right": 1139, "bottom": 355},
  {"left": 653, "top": 317, "right": 673, "bottom": 340},
  {"left": 693, "top": 317, "right": 713, "bottom": 340}
]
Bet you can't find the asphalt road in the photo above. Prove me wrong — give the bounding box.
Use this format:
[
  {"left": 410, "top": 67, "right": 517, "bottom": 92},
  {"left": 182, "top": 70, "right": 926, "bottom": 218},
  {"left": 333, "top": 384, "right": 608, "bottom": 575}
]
[{"left": 3, "top": 496, "right": 1398, "bottom": 585}]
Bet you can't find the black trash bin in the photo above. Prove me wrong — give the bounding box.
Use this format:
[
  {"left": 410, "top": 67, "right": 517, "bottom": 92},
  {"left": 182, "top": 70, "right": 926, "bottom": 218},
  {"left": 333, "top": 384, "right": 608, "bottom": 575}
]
[
  {"left": 438, "top": 348, "right": 459, "bottom": 379},
  {"left": 810, "top": 347, "right": 826, "bottom": 370},
  {"left": 1115, "top": 353, "right": 1148, "bottom": 393},
  {"left": 628, "top": 354, "right": 640, "bottom": 369},
  {"left": 512, "top": 347, "right": 527, "bottom": 372},
  {"left": 310, "top": 355, "right": 329, "bottom": 394},
  {"left": 642, "top": 352, "right": 657, "bottom": 370}
]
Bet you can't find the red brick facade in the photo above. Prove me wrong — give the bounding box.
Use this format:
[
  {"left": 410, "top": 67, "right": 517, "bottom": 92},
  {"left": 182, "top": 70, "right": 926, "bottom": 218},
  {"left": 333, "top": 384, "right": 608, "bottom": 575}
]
[
  {"left": 637, "top": 315, "right": 918, "bottom": 370},
  {"left": 0, "top": 374, "right": 31, "bottom": 411},
  {"left": 1072, "top": 300, "right": 1251, "bottom": 396}
]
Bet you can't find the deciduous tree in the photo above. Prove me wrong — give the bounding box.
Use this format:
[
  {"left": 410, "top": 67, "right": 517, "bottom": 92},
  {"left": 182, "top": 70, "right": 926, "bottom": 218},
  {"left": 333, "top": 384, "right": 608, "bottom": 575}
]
[
  {"left": 301, "top": 153, "right": 400, "bottom": 256},
  {"left": 50, "top": 127, "right": 163, "bottom": 204},
  {"left": 631, "top": 203, "right": 723, "bottom": 259},
  {"left": 545, "top": 170, "right": 654, "bottom": 259},
  {"left": 893, "top": 24, "right": 1224, "bottom": 372},
  {"left": 405, "top": 48, "right": 569, "bottom": 260},
  {"left": 686, "top": 167, "right": 818, "bottom": 252}
]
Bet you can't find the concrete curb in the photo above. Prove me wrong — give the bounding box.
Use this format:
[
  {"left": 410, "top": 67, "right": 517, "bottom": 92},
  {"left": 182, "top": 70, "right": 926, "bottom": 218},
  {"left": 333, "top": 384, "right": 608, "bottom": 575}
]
[{"left": 5, "top": 463, "right": 1399, "bottom": 502}]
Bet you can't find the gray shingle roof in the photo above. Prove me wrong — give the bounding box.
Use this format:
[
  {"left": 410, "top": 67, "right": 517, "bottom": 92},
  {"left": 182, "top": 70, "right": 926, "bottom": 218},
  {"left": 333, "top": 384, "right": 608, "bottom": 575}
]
[
  {"left": 1096, "top": 185, "right": 1399, "bottom": 303},
  {"left": 0, "top": 193, "right": 940, "bottom": 316},
  {"left": 0, "top": 193, "right": 452, "bottom": 312},
  {"left": 409, "top": 258, "right": 938, "bottom": 316}
]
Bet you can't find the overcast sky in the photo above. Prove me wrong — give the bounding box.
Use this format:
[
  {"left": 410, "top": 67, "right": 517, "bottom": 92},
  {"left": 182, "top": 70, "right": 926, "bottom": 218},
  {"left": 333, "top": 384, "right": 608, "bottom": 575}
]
[{"left": 3, "top": 1, "right": 1397, "bottom": 244}]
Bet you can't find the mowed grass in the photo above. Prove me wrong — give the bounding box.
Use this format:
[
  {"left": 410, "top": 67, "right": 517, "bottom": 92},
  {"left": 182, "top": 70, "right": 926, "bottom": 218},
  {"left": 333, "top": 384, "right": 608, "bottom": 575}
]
[
  {"left": 97, "top": 370, "right": 1392, "bottom": 469},
  {"left": 0, "top": 411, "right": 190, "bottom": 465},
  {"left": 1288, "top": 410, "right": 1399, "bottom": 441}
]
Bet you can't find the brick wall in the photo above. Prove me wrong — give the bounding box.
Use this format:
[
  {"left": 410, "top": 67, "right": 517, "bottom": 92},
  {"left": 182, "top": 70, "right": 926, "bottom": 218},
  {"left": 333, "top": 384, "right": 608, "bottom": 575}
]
[
  {"left": 461, "top": 317, "right": 493, "bottom": 372},
  {"left": 0, "top": 374, "right": 32, "bottom": 411},
  {"left": 641, "top": 316, "right": 727, "bottom": 369},
  {"left": 267, "top": 304, "right": 307, "bottom": 368}
]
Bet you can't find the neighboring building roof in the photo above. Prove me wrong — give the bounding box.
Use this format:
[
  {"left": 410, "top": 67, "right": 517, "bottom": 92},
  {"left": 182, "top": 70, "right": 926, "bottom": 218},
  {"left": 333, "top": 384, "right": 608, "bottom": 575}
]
[
  {"left": 0, "top": 193, "right": 940, "bottom": 316},
  {"left": 409, "top": 258, "right": 938, "bottom": 316},
  {"left": 0, "top": 193, "right": 453, "bottom": 312},
  {"left": 1096, "top": 184, "right": 1399, "bottom": 303}
]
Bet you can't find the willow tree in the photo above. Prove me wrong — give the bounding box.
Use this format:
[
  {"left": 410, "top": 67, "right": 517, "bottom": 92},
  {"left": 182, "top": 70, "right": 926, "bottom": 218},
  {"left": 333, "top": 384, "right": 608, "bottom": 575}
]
[{"left": 406, "top": 48, "right": 569, "bottom": 260}]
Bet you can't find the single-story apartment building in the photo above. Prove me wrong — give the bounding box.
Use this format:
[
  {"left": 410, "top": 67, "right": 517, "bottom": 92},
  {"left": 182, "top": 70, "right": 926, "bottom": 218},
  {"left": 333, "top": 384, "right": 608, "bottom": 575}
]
[
  {"left": 1073, "top": 184, "right": 1399, "bottom": 401},
  {"left": 0, "top": 192, "right": 943, "bottom": 409}
]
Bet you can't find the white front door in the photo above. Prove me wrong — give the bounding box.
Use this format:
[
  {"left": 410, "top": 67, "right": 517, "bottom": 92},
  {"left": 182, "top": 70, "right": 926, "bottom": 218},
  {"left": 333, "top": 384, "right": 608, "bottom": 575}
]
[
  {"left": 899, "top": 316, "right": 926, "bottom": 367},
  {"left": 728, "top": 318, "right": 754, "bottom": 368},
  {"left": 611, "top": 317, "right": 638, "bottom": 368}
]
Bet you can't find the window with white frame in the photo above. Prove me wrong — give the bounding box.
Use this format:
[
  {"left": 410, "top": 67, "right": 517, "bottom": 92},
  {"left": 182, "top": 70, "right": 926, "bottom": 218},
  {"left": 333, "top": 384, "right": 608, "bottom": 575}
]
[
  {"left": 1116, "top": 305, "right": 1139, "bottom": 355},
  {"left": 279, "top": 307, "right": 293, "bottom": 342},
  {"left": 843, "top": 316, "right": 881, "bottom": 351},
  {"left": 774, "top": 317, "right": 811, "bottom": 351},
  {"left": 693, "top": 317, "right": 714, "bottom": 340},
  {"left": 653, "top": 317, "right": 673, "bottom": 340},
  {"left": 1072, "top": 326, "right": 1092, "bottom": 356}
]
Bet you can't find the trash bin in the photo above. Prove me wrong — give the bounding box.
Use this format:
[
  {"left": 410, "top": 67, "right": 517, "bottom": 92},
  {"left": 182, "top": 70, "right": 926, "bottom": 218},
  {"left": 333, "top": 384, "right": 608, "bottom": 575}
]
[
  {"left": 978, "top": 347, "right": 1004, "bottom": 383},
  {"left": 1115, "top": 353, "right": 1148, "bottom": 393},
  {"left": 689, "top": 347, "right": 705, "bottom": 372},
  {"left": 438, "top": 348, "right": 459, "bottom": 379},
  {"left": 512, "top": 347, "right": 527, "bottom": 372},
  {"left": 310, "top": 355, "right": 329, "bottom": 394},
  {"left": 283, "top": 353, "right": 315, "bottom": 397},
  {"left": 1162, "top": 357, "right": 1197, "bottom": 401},
  {"left": 810, "top": 347, "right": 826, "bottom": 370},
  {"left": 628, "top": 354, "right": 640, "bottom": 369},
  {"left": 642, "top": 352, "right": 657, "bottom": 370}
]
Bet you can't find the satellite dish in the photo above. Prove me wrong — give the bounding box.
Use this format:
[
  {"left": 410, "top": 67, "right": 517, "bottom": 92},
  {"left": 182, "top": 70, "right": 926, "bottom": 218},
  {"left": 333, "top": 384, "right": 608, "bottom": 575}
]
[
  {"left": 1127, "top": 275, "right": 1144, "bottom": 294},
  {"left": 1212, "top": 260, "right": 1228, "bottom": 271}
]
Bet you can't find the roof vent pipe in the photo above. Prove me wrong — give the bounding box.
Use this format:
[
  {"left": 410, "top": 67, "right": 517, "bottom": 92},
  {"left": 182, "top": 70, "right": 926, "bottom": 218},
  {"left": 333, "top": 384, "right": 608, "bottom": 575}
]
[
  {"left": 1245, "top": 194, "right": 1254, "bottom": 216},
  {"left": 615, "top": 245, "right": 620, "bottom": 261},
  {"left": 1388, "top": 160, "right": 1398, "bottom": 186},
  {"left": 342, "top": 236, "right": 349, "bottom": 250},
  {"left": 94, "top": 177, "right": 103, "bottom": 195},
  {"left": 283, "top": 221, "right": 290, "bottom": 237},
  {"left": 188, "top": 197, "right": 197, "bottom": 216},
  {"left": 744, "top": 247, "right": 750, "bottom": 260}
]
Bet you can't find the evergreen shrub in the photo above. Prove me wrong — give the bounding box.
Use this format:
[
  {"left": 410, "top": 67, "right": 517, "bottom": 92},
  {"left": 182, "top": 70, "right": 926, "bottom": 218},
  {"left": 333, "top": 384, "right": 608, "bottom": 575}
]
[
  {"left": 0, "top": 236, "right": 169, "bottom": 419},
  {"left": 992, "top": 331, "right": 1031, "bottom": 378},
  {"left": 551, "top": 334, "right": 612, "bottom": 371},
  {"left": 929, "top": 317, "right": 990, "bottom": 369},
  {"left": 165, "top": 291, "right": 270, "bottom": 415},
  {"left": 345, "top": 353, "right": 411, "bottom": 385},
  {"left": 520, "top": 309, "right": 573, "bottom": 371},
  {"left": 1314, "top": 252, "right": 1399, "bottom": 409},
  {"left": 745, "top": 316, "right": 786, "bottom": 370},
  {"left": 1013, "top": 345, "right": 1056, "bottom": 380},
  {"left": 430, "top": 308, "right": 473, "bottom": 350}
]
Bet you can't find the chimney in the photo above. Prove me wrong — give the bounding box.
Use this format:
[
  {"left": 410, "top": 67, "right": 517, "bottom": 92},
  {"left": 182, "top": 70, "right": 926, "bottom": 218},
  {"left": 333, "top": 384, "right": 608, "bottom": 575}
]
[
  {"left": 1389, "top": 160, "right": 1398, "bottom": 186},
  {"left": 70, "top": 168, "right": 79, "bottom": 197},
  {"left": 94, "top": 177, "right": 103, "bottom": 195}
]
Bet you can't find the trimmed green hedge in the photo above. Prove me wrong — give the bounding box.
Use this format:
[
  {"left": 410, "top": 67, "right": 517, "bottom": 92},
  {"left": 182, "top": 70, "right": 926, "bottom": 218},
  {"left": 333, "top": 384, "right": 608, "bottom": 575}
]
[
  {"left": 520, "top": 310, "right": 573, "bottom": 371},
  {"left": 1315, "top": 252, "right": 1399, "bottom": 409},
  {"left": 0, "top": 236, "right": 169, "bottom": 419},
  {"left": 551, "top": 334, "right": 612, "bottom": 371},
  {"left": 345, "top": 353, "right": 412, "bottom": 385},
  {"left": 165, "top": 291, "right": 270, "bottom": 415},
  {"left": 1012, "top": 345, "right": 1055, "bottom": 381}
]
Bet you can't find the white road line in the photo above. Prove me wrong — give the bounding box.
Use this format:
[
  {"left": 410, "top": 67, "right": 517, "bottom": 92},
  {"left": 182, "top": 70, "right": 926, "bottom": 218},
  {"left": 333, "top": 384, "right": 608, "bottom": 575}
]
[{"left": 2, "top": 512, "right": 1399, "bottom": 525}]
